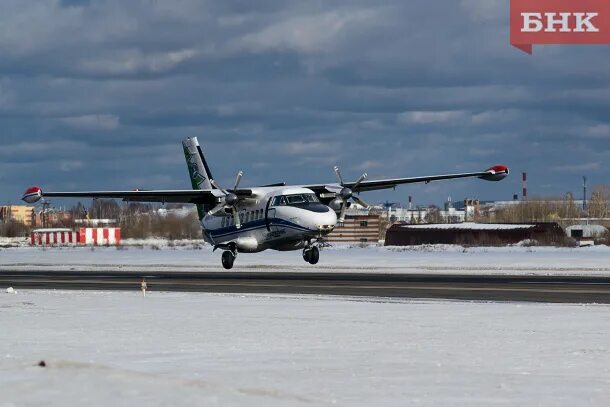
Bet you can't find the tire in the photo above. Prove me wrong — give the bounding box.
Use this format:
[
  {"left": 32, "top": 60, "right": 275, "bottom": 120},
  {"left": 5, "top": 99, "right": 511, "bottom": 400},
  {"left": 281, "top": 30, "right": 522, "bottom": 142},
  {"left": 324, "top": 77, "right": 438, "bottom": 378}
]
[
  {"left": 308, "top": 246, "right": 319, "bottom": 265},
  {"left": 221, "top": 251, "right": 235, "bottom": 269},
  {"left": 302, "top": 249, "right": 312, "bottom": 263}
]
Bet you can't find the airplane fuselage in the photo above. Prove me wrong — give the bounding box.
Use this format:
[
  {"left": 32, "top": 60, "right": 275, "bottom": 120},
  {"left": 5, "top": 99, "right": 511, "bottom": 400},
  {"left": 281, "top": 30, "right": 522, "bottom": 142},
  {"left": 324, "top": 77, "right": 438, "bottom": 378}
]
[{"left": 201, "top": 187, "right": 337, "bottom": 253}]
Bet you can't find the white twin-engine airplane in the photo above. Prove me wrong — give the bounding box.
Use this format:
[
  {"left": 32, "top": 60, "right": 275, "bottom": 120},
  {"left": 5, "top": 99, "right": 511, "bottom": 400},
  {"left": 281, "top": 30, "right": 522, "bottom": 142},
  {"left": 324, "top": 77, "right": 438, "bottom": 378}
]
[{"left": 23, "top": 137, "right": 509, "bottom": 269}]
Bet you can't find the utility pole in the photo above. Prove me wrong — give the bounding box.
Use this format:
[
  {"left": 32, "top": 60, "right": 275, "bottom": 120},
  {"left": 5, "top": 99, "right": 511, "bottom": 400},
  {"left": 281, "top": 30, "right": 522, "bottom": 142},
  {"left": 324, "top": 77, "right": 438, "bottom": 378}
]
[{"left": 582, "top": 176, "right": 587, "bottom": 212}]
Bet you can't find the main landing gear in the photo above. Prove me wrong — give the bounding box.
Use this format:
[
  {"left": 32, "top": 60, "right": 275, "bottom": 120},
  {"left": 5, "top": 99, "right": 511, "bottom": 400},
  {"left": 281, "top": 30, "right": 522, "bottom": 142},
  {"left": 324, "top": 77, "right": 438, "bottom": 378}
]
[
  {"left": 221, "top": 250, "right": 236, "bottom": 269},
  {"left": 302, "top": 245, "right": 319, "bottom": 265}
]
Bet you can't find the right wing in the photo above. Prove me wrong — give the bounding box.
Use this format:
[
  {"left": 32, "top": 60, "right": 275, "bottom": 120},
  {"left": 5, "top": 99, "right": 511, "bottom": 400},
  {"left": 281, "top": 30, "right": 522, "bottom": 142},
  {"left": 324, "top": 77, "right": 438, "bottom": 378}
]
[{"left": 301, "top": 165, "right": 510, "bottom": 195}]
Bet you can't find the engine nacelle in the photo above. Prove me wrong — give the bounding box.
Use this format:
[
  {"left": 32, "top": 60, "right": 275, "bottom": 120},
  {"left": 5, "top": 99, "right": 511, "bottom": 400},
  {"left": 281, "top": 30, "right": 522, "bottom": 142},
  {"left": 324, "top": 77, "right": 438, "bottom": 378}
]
[
  {"left": 235, "top": 236, "right": 258, "bottom": 253},
  {"left": 479, "top": 165, "right": 509, "bottom": 181},
  {"left": 328, "top": 198, "right": 343, "bottom": 211},
  {"left": 22, "top": 186, "right": 42, "bottom": 203},
  {"left": 328, "top": 198, "right": 352, "bottom": 213}
]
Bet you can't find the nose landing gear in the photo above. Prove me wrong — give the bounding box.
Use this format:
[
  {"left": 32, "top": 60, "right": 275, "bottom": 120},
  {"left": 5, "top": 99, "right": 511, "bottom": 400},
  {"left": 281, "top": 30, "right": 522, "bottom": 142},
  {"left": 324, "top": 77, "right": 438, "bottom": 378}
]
[
  {"left": 302, "top": 245, "right": 319, "bottom": 265},
  {"left": 221, "top": 250, "right": 236, "bottom": 269},
  {"left": 214, "top": 243, "right": 238, "bottom": 270}
]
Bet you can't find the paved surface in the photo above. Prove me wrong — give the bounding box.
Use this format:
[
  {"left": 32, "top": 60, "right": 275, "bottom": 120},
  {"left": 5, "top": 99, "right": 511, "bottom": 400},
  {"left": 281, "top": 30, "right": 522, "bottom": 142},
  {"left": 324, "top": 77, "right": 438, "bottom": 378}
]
[{"left": 2, "top": 270, "right": 610, "bottom": 303}]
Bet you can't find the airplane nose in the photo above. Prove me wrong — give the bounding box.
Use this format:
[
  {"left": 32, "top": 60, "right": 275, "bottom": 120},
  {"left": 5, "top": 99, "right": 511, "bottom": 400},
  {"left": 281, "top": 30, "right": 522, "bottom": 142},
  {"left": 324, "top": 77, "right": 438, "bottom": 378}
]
[{"left": 313, "top": 208, "right": 337, "bottom": 234}]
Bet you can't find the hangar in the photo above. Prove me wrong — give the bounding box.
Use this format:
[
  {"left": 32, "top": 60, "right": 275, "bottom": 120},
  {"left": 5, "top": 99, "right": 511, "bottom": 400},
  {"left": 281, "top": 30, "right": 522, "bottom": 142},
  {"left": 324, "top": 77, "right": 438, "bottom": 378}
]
[{"left": 384, "top": 222, "right": 566, "bottom": 246}]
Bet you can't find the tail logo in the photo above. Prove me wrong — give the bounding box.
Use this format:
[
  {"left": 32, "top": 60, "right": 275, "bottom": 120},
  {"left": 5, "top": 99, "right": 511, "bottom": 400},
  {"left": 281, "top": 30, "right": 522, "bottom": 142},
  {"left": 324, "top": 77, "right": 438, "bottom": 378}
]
[{"left": 184, "top": 147, "right": 207, "bottom": 189}]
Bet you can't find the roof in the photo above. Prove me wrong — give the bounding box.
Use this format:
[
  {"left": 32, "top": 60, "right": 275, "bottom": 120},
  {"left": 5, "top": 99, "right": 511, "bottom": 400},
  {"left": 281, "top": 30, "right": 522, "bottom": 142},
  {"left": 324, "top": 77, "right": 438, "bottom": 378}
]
[
  {"left": 277, "top": 187, "right": 316, "bottom": 195},
  {"left": 400, "top": 222, "right": 536, "bottom": 230}
]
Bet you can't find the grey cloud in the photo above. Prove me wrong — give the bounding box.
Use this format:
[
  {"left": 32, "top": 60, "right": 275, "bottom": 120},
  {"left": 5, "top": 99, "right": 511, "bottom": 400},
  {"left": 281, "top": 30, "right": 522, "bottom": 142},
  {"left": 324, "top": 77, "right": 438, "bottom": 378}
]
[{"left": 0, "top": 0, "right": 608, "bottom": 205}]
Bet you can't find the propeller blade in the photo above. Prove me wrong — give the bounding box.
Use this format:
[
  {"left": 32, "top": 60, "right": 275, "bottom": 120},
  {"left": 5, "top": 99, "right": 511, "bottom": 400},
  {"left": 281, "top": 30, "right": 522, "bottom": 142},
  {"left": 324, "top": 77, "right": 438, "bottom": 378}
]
[
  {"left": 207, "top": 204, "right": 226, "bottom": 216},
  {"left": 351, "top": 195, "right": 371, "bottom": 209},
  {"left": 338, "top": 202, "right": 347, "bottom": 224},
  {"left": 232, "top": 207, "right": 241, "bottom": 229},
  {"left": 333, "top": 166, "right": 344, "bottom": 186},
  {"left": 233, "top": 170, "right": 243, "bottom": 190},
  {"left": 352, "top": 173, "right": 367, "bottom": 190}
]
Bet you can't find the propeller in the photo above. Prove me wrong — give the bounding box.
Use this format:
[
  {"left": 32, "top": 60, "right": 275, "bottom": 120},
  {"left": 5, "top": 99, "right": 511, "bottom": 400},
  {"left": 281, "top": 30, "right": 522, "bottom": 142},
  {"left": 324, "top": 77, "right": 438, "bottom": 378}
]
[
  {"left": 329, "top": 166, "right": 371, "bottom": 224},
  {"left": 207, "top": 170, "right": 244, "bottom": 229}
]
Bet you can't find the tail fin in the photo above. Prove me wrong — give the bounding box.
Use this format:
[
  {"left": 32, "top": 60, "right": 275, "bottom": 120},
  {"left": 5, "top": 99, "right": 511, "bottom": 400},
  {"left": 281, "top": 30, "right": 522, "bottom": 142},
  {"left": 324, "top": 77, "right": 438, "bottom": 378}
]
[{"left": 182, "top": 137, "right": 214, "bottom": 220}]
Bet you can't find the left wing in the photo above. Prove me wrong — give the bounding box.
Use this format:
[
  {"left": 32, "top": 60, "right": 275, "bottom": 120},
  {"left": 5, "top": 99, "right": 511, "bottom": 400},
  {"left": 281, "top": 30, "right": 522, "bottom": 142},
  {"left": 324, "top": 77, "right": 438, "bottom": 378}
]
[{"left": 22, "top": 186, "right": 252, "bottom": 205}]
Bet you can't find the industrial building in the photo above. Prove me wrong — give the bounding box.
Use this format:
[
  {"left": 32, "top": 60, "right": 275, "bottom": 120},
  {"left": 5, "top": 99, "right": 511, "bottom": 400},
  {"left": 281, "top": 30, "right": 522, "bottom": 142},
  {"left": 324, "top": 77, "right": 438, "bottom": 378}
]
[{"left": 326, "top": 214, "right": 382, "bottom": 244}]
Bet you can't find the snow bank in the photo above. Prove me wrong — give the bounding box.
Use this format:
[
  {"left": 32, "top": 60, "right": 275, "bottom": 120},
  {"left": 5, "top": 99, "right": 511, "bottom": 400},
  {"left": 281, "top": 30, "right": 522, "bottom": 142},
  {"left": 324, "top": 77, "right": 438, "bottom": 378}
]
[
  {"left": 0, "top": 290, "right": 609, "bottom": 406},
  {"left": 1, "top": 244, "right": 610, "bottom": 275}
]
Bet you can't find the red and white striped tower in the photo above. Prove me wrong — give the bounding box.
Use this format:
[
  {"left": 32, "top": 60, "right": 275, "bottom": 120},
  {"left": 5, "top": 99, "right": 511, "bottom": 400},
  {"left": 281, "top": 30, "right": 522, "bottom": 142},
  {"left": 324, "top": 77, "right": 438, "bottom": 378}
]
[{"left": 522, "top": 172, "right": 527, "bottom": 199}]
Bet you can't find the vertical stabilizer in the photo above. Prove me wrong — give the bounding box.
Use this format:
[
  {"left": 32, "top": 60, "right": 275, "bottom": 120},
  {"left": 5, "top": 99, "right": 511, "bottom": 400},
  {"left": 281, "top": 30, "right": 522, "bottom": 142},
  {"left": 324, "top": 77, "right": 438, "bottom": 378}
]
[{"left": 182, "top": 137, "right": 214, "bottom": 220}]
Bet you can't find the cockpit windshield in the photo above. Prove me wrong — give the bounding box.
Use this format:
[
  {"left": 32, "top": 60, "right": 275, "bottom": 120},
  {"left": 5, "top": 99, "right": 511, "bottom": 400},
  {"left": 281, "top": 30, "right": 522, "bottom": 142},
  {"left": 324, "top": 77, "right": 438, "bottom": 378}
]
[{"left": 272, "top": 194, "right": 320, "bottom": 207}]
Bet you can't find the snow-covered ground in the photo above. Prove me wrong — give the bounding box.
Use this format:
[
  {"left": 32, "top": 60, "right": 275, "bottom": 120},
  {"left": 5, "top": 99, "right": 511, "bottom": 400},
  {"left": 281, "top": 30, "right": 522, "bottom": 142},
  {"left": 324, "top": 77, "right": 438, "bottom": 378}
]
[
  {"left": 1, "top": 290, "right": 609, "bottom": 406},
  {"left": 1, "top": 243, "right": 610, "bottom": 275}
]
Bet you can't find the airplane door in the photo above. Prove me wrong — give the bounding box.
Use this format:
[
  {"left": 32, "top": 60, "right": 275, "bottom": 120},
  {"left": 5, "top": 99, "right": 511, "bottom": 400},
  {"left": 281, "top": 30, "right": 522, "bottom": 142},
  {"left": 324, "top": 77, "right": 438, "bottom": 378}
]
[
  {"left": 266, "top": 208, "right": 276, "bottom": 231},
  {"left": 265, "top": 197, "right": 275, "bottom": 231}
]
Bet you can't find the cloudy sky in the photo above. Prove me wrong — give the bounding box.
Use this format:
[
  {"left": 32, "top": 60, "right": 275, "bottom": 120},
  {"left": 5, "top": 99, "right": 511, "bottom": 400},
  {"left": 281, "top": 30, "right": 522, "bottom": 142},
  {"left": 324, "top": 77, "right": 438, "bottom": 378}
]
[{"left": 1, "top": 0, "right": 608, "bottom": 207}]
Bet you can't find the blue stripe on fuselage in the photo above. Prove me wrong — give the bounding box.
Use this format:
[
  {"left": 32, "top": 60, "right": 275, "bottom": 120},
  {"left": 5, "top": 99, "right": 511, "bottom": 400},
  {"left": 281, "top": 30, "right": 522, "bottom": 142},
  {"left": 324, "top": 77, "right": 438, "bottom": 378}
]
[{"left": 206, "top": 218, "right": 315, "bottom": 239}]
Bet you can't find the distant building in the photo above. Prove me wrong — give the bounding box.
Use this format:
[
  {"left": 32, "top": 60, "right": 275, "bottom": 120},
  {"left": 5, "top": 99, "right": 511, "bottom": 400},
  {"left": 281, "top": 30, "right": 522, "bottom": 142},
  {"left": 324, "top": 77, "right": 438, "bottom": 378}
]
[
  {"left": 387, "top": 206, "right": 466, "bottom": 224},
  {"left": 32, "top": 209, "right": 73, "bottom": 228},
  {"left": 0, "top": 205, "right": 35, "bottom": 226}
]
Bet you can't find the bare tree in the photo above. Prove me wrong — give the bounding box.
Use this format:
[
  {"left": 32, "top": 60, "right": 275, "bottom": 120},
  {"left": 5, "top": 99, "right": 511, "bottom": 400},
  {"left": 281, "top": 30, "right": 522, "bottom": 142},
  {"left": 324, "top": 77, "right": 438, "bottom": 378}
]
[{"left": 588, "top": 185, "right": 610, "bottom": 219}]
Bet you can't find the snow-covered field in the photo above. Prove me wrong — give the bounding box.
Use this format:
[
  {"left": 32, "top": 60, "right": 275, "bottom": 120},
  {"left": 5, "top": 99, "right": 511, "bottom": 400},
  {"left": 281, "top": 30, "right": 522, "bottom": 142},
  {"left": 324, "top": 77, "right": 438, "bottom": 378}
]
[
  {"left": 1, "top": 243, "right": 610, "bottom": 275},
  {"left": 1, "top": 290, "right": 609, "bottom": 406}
]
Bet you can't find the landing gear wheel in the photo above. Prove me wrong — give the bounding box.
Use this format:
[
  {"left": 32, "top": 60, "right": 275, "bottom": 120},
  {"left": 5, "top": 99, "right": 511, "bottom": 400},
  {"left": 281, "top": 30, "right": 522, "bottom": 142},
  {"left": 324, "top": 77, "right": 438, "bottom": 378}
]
[
  {"left": 308, "top": 246, "right": 319, "bottom": 265},
  {"left": 303, "top": 249, "right": 312, "bottom": 263},
  {"left": 221, "top": 251, "right": 235, "bottom": 269}
]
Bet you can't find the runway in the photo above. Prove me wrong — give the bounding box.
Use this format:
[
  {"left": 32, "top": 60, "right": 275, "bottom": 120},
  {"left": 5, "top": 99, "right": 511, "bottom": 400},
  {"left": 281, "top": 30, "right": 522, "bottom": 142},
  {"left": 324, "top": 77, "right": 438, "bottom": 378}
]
[{"left": 2, "top": 270, "right": 610, "bottom": 303}]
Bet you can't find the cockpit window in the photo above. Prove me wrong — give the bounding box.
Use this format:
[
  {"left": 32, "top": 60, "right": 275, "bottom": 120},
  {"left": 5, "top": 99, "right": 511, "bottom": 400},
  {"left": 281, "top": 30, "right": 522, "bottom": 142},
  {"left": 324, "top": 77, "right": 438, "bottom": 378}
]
[
  {"left": 286, "top": 195, "right": 306, "bottom": 204},
  {"left": 272, "top": 193, "right": 320, "bottom": 206},
  {"left": 303, "top": 194, "right": 319, "bottom": 203},
  {"left": 271, "top": 196, "right": 286, "bottom": 206}
]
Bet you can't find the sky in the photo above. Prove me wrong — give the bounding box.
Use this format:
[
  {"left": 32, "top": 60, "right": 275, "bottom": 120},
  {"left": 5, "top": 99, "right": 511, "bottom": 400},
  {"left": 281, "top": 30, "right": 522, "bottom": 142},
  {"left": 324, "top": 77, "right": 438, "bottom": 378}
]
[{"left": 1, "top": 0, "right": 609, "bottom": 207}]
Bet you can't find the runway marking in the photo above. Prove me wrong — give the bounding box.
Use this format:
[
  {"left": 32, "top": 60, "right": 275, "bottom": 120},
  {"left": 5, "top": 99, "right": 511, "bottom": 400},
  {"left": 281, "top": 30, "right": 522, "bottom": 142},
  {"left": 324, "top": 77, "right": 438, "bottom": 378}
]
[
  {"left": 3, "top": 271, "right": 610, "bottom": 302},
  {"left": 4, "top": 279, "right": 610, "bottom": 295}
]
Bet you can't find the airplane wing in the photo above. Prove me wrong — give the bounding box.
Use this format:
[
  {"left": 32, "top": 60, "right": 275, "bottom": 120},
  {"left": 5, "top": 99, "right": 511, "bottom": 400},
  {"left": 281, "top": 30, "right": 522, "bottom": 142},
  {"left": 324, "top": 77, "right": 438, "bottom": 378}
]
[
  {"left": 303, "top": 165, "right": 509, "bottom": 194},
  {"left": 22, "top": 186, "right": 253, "bottom": 205}
]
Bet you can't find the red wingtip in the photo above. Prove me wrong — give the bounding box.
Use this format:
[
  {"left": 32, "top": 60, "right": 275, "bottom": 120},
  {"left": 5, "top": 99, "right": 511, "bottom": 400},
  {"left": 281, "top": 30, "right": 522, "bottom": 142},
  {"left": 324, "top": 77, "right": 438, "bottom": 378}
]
[
  {"left": 486, "top": 165, "right": 509, "bottom": 173},
  {"left": 22, "top": 186, "right": 42, "bottom": 203},
  {"left": 480, "top": 165, "right": 509, "bottom": 181}
]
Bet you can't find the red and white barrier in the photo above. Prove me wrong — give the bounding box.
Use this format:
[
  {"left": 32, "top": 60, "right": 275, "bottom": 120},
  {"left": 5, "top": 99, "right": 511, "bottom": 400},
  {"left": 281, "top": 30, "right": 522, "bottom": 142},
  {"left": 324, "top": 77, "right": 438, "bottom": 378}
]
[
  {"left": 79, "top": 228, "right": 121, "bottom": 246},
  {"left": 31, "top": 229, "right": 79, "bottom": 246}
]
